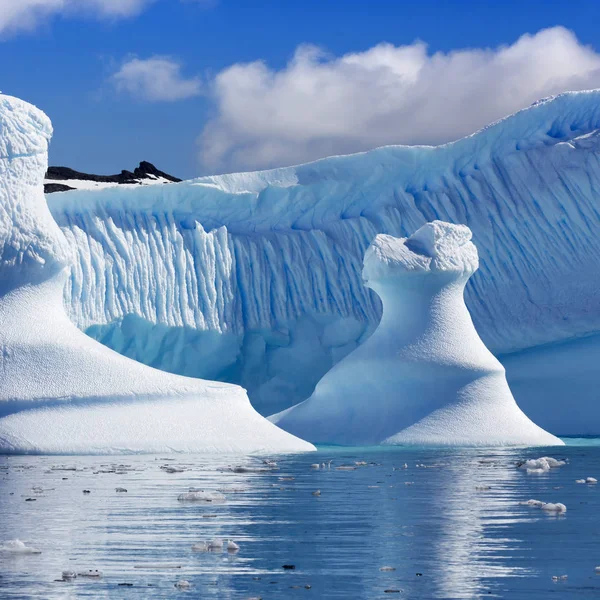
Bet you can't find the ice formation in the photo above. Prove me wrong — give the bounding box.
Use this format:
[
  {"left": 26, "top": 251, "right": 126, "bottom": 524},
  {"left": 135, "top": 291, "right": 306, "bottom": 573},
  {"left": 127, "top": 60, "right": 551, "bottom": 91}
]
[
  {"left": 0, "top": 94, "right": 314, "bottom": 455},
  {"left": 45, "top": 90, "right": 600, "bottom": 432},
  {"left": 272, "top": 222, "right": 562, "bottom": 447}
]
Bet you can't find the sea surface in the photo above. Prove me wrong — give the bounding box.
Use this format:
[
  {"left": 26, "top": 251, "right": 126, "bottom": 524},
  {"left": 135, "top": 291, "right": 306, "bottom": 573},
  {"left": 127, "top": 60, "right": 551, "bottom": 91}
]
[{"left": 1, "top": 441, "right": 599, "bottom": 599}]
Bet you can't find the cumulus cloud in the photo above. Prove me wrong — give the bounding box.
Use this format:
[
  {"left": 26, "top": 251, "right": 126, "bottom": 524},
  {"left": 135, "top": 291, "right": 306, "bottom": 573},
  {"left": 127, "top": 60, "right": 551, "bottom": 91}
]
[
  {"left": 111, "top": 56, "right": 202, "bottom": 102},
  {"left": 0, "top": 0, "right": 153, "bottom": 33},
  {"left": 199, "top": 27, "right": 600, "bottom": 172}
]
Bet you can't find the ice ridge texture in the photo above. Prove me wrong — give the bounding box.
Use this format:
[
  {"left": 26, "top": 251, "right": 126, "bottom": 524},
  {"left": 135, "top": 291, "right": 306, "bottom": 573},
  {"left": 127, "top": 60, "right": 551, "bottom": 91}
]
[{"left": 46, "top": 90, "right": 600, "bottom": 432}]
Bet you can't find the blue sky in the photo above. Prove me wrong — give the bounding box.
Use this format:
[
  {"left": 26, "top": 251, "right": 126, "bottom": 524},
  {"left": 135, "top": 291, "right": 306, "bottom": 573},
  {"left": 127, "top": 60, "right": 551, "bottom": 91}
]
[{"left": 4, "top": 0, "right": 600, "bottom": 179}]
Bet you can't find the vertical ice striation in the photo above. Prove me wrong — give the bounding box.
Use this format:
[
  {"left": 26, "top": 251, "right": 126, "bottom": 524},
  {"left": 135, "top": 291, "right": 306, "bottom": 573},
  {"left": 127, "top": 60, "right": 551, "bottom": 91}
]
[
  {"left": 272, "top": 222, "right": 563, "bottom": 447},
  {"left": 0, "top": 94, "right": 314, "bottom": 455}
]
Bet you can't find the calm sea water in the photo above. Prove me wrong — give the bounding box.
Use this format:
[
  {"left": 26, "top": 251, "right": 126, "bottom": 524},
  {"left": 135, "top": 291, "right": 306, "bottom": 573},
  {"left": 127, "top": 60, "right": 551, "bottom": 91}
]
[{"left": 1, "top": 442, "right": 599, "bottom": 599}]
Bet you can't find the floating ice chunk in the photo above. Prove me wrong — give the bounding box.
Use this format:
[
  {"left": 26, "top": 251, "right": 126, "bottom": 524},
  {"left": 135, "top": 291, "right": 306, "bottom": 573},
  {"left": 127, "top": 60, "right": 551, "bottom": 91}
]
[
  {"left": 161, "top": 466, "right": 185, "bottom": 474},
  {"left": 519, "top": 457, "right": 565, "bottom": 473},
  {"left": 177, "top": 491, "right": 226, "bottom": 503},
  {"left": 552, "top": 575, "right": 568, "bottom": 581},
  {"left": 1, "top": 539, "right": 41, "bottom": 554},
  {"left": 62, "top": 571, "right": 77, "bottom": 580},
  {"left": 273, "top": 223, "right": 562, "bottom": 447},
  {"left": 519, "top": 499, "right": 545, "bottom": 507},
  {"left": 192, "top": 542, "right": 208, "bottom": 552},
  {"left": 227, "top": 540, "right": 240, "bottom": 552},
  {"left": 175, "top": 580, "right": 192, "bottom": 589},
  {"left": 576, "top": 479, "right": 586, "bottom": 484},
  {"left": 207, "top": 539, "right": 223, "bottom": 550},
  {"left": 310, "top": 464, "right": 320, "bottom": 469},
  {"left": 77, "top": 569, "right": 102, "bottom": 578},
  {"left": 586, "top": 477, "right": 598, "bottom": 484},
  {"left": 541, "top": 503, "right": 567, "bottom": 513},
  {"left": 380, "top": 566, "right": 396, "bottom": 572}
]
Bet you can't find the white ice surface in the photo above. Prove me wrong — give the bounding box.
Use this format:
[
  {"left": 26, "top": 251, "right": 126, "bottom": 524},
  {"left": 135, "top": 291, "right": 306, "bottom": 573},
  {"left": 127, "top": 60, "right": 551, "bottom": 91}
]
[
  {"left": 44, "top": 90, "right": 600, "bottom": 431},
  {"left": 272, "top": 222, "right": 562, "bottom": 447},
  {"left": 0, "top": 94, "right": 314, "bottom": 455}
]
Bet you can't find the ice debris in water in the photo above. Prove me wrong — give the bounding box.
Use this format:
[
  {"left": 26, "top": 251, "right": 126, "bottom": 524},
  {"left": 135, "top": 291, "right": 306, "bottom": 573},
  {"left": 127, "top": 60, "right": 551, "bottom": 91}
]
[
  {"left": 207, "top": 539, "right": 224, "bottom": 550},
  {"left": 587, "top": 477, "right": 597, "bottom": 484},
  {"left": 552, "top": 575, "right": 568, "bottom": 582},
  {"left": 62, "top": 571, "right": 77, "bottom": 580},
  {"left": 1, "top": 539, "right": 41, "bottom": 554},
  {"left": 541, "top": 503, "right": 567, "bottom": 513},
  {"left": 78, "top": 569, "right": 102, "bottom": 578},
  {"left": 227, "top": 540, "right": 240, "bottom": 552},
  {"left": 175, "top": 580, "right": 192, "bottom": 589},
  {"left": 518, "top": 457, "right": 566, "bottom": 474},
  {"left": 519, "top": 499, "right": 566, "bottom": 512},
  {"left": 177, "top": 490, "right": 226, "bottom": 503}
]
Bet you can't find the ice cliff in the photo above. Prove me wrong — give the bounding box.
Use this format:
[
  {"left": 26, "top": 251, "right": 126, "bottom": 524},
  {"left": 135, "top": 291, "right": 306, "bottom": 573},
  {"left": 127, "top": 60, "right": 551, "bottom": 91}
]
[
  {"left": 46, "top": 90, "right": 600, "bottom": 433},
  {"left": 0, "top": 94, "right": 314, "bottom": 455},
  {"left": 272, "top": 222, "right": 562, "bottom": 446}
]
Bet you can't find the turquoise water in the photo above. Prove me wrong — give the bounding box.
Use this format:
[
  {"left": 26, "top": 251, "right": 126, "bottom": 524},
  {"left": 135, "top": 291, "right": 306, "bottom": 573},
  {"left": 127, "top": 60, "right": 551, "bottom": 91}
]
[{"left": 1, "top": 442, "right": 599, "bottom": 599}]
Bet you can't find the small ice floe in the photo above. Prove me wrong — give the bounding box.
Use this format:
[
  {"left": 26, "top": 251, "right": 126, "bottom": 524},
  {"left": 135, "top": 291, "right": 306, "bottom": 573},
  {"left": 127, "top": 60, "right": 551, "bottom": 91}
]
[
  {"left": 576, "top": 479, "right": 586, "bottom": 484},
  {"left": 542, "top": 503, "right": 567, "bottom": 513},
  {"left": 177, "top": 491, "right": 226, "bottom": 503},
  {"left": 551, "top": 575, "right": 568, "bottom": 582},
  {"left": 161, "top": 466, "right": 184, "bottom": 474},
  {"left": 380, "top": 566, "right": 396, "bottom": 572},
  {"left": 192, "top": 542, "right": 209, "bottom": 552},
  {"left": 263, "top": 460, "right": 278, "bottom": 467},
  {"left": 595, "top": 566, "right": 600, "bottom": 573},
  {"left": 519, "top": 499, "right": 545, "bottom": 507},
  {"left": 355, "top": 461, "right": 367, "bottom": 466},
  {"left": 115, "top": 487, "right": 127, "bottom": 493},
  {"left": 207, "top": 539, "right": 224, "bottom": 550},
  {"left": 279, "top": 477, "right": 295, "bottom": 481},
  {"left": 518, "top": 457, "right": 566, "bottom": 474},
  {"left": 77, "top": 569, "right": 102, "bottom": 578},
  {"left": 310, "top": 464, "right": 320, "bottom": 469},
  {"left": 587, "top": 477, "right": 598, "bottom": 484},
  {"left": 62, "top": 570, "right": 77, "bottom": 580},
  {"left": 231, "top": 465, "right": 272, "bottom": 473},
  {"left": 175, "top": 580, "right": 192, "bottom": 589},
  {"left": 312, "top": 490, "right": 321, "bottom": 496},
  {"left": 336, "top": 465, "right": 357, "bottom": 471},
  {"left": 1, "top": 539, "right": 41, "bottom": 554},
  {"left": 227, "top": 540, "right": 240, "bottom": 552}
]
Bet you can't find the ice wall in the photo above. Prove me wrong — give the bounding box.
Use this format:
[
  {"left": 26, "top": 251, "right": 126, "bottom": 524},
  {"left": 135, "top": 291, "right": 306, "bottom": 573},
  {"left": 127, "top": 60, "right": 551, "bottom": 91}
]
[
  {"left": 0, "top": 94, "right": 314, "bottom": 455},
  {"left": 47, "top": 90, "right": 600, "bottom": 429},
  {"left": 272, "top": 222, "right": 562, "bottom": 446}
]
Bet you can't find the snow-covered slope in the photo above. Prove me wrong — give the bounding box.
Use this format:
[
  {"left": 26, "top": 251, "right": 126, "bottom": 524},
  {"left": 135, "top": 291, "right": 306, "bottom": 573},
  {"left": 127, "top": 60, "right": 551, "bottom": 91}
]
[
  {"left": 47, "top": 90, "right": 600, "bottom": 431},
  {"left": 272, "top": 222, "right": 562, "bottom": 447},
  {"left": 0, "top": 94, "right": 314, "bottom": 455}
]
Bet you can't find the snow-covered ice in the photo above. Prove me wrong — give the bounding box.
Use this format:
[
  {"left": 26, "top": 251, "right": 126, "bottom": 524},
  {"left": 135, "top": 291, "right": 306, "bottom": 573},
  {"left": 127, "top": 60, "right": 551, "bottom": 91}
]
[
  {"left": 272, "top": 222, "right": 562, "bottom": 447},
  {"left": 44, "top": 90, "right": 600, "bottom": 432},
  {"left": 0, "top": 94, "right": 314, "bottom": 455}
]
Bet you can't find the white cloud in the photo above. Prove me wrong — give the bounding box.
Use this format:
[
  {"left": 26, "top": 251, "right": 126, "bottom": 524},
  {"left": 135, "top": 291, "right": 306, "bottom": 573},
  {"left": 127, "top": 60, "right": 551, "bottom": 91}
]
[
  {"left": 0, "top": 0, "right": 153, "bottom": 33},
  {"left": 199, "top": 27, "right": 600, "bottom": 172},
  {"left": 111, "top": 56, "right": 202, "bottom": 102}
]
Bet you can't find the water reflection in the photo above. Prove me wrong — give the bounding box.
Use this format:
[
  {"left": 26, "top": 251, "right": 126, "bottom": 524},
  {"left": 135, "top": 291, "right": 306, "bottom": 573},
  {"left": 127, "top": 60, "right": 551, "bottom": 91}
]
[{"left": 0, "top": 446, "right": 599, "bottom": 599}]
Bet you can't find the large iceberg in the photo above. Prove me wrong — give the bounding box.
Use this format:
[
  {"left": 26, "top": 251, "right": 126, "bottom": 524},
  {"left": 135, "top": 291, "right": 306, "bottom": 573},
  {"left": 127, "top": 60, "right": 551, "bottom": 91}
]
[
  {"left": 272, "top": 222, "right": 562, "bottom": 446},
  {"left": 0, "top": 94, "right": 314, "bottom": 455},
  {"left": 46, "top": 90, "right": 600, "bottom": 432}
]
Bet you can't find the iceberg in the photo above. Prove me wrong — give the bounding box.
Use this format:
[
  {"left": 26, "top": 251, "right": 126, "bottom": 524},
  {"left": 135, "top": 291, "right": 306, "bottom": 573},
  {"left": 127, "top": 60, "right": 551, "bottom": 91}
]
[
  {"left": 271, "top": 222, "right": 562, "bottom": 446},
  {"left": 0, "top": 94, "right": 314, "bottom": 455},
  {"left": 45, "top": 90, "right": 600, "bottom": 432}
]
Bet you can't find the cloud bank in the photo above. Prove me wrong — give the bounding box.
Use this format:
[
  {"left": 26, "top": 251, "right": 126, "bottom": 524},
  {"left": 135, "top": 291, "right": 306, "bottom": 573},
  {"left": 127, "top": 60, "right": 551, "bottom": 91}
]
[
  {"left": 199, "top": 27, "right": 600, "bottom": 172},
  {"left": 112, "top": 56, "right": 202, "bottom": 102}
]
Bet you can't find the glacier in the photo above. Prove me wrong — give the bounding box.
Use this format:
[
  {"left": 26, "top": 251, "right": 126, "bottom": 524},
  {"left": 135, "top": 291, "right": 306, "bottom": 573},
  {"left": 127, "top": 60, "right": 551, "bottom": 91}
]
[
  {"left": 272, "top": 221, "right": 562, "bottom": 447},
  {"left": 46, "top": 90, "right": 600, "bottom": 433},
  {"left": 0, "top": 94, "right": 314, "bottom": 455}
]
